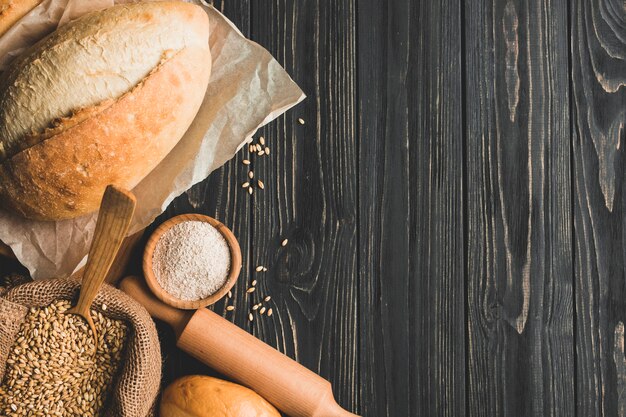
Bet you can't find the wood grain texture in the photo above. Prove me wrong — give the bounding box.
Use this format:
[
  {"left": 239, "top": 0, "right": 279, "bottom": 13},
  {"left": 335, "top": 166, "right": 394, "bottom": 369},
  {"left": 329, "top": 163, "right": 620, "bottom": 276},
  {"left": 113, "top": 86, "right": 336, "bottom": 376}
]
[
  {"left": 248, "top": 0, "right": 359, "bottom": 414},
  {"left": 465, "top": 0, "right": 573, "bottom": 416},
  {"left": 357, "top": 0, "right": 465, "bottom": 416},
  {"left": 572, "top": 0, "right": 626, "bottom": 416}
]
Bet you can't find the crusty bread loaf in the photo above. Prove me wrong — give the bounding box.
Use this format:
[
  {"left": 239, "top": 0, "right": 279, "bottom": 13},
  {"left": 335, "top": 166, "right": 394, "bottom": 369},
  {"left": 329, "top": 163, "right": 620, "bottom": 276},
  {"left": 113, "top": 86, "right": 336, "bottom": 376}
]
[
  {"left": 0, "top": 0, "right": 43, "bottom": 37},
  {"left": 0, "top": 1, "right": 211, "bottom": 220},
  {"left": 160, "top": 375, "right": 281, "bottom": 417}
]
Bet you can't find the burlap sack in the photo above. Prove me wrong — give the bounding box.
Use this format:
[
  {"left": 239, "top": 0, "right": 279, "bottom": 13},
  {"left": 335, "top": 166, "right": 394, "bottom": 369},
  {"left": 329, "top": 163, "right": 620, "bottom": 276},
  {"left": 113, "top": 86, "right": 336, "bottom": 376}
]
[{"left": 0, "top": 277, "right": 161, "bottom": 417}]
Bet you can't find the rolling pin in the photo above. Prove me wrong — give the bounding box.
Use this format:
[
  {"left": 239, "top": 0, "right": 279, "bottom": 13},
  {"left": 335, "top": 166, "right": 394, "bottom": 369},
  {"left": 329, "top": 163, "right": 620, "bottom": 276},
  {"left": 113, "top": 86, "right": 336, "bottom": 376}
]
[{"left": 119, "top": 275, "right": 359, "bottom": 417}]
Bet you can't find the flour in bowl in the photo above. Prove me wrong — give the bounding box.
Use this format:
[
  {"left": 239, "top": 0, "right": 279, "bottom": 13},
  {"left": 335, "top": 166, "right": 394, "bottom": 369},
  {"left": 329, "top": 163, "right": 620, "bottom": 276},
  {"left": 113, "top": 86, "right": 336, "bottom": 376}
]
[{"left": 153, "top": 221, "right": 231, "bottom": 301}]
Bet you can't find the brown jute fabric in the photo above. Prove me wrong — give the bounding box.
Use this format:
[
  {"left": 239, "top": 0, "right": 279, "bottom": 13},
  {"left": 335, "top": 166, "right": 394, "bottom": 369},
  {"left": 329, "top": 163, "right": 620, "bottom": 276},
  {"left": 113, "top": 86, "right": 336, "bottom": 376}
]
[{"left": 0, "top": 277, "right": 161, "bottom": 417}]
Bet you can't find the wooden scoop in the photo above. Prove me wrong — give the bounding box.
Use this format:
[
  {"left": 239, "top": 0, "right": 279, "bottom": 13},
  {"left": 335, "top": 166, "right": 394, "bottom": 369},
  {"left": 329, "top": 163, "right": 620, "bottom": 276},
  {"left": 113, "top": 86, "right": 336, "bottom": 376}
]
[
  {"left": 67, "top": 185, "right": 136, "bottom": 340},
  {"left": 120, "top": 275, "right": 360, "bottom": 417}
]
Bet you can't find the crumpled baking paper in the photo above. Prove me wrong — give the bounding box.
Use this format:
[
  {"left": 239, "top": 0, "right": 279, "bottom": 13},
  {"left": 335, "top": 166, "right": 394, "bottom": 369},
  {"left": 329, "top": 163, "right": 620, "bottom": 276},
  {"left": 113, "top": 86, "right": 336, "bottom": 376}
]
[{"left": 0, "top": 0, "right": 305, "bottom": 279}]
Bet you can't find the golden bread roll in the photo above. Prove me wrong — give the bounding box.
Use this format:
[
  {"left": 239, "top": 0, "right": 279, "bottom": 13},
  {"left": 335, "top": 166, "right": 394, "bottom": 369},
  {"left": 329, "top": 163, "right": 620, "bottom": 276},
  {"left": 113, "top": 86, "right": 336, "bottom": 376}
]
[
  {"left": 0, "top": 0, "right": 43, "bottom": 37},
  {"left": 0, "top": 1, "right": 211, "bottom": 220},
  {"left": 160, "top": 375, "right": 281, "bottom": 417}
]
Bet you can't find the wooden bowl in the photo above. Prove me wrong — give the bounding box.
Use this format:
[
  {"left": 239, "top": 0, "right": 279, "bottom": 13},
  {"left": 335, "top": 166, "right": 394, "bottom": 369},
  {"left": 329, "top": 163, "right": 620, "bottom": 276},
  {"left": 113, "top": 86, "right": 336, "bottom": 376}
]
[{"left": 143, "top": 214, "right": 242, "bottom": 310}]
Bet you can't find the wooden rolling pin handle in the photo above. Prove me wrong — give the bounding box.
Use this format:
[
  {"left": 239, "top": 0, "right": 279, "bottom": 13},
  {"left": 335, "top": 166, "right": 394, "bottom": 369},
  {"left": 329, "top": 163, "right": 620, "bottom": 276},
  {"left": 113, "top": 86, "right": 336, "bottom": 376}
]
[
  {"left": 119, "top": 276, "right": 359, "bottom": 417},
  {"left": 118, "top": 275, "right": 192, "bottom": 337},
  {"left": 179, "top": 308, "right": 359, "bottom": 417}
]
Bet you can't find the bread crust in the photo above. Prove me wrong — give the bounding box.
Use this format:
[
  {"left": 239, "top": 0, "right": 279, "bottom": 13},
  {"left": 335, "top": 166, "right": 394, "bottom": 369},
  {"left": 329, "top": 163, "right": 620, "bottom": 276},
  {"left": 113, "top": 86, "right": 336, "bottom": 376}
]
[
  {"left": 0, "top": 0, "right": 42, "bottom": 37},
  {"left": 0, "top": 45, "right": 212, "bottom": 220},
  {"left": 0, "top": 1, "right": 211, "bottom": 162}
]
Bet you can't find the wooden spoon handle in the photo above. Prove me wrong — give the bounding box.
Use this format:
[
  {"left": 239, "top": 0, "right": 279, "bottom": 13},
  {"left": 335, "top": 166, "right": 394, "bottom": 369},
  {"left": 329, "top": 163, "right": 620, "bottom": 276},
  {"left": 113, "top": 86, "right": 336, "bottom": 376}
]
[{"left": 73, "top": 186, "right": 136, "bottom": 317}]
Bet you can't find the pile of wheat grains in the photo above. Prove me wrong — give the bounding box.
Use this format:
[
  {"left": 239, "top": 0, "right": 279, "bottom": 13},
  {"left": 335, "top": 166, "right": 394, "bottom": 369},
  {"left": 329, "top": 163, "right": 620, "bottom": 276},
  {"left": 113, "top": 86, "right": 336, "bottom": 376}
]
[{"left": 0, "top": 300, "right": 128, "bottom": 416}]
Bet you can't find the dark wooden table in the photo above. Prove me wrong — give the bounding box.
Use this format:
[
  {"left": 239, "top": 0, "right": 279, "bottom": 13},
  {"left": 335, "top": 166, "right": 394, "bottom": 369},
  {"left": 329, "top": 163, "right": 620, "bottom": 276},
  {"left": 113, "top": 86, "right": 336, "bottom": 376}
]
[
  {"left": 2, "top": 0, "right": 626, "bottom": 415},
  {"left": 126, "top": 0, "right": 626, "bottom": 416}
]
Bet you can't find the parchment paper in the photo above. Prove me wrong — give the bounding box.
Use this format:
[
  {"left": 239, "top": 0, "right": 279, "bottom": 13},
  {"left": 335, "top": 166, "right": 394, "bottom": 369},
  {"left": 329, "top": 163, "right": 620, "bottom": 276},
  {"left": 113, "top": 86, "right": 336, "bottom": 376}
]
[{"left": 0, "top": 0, "right": 305, "bottom": 279}]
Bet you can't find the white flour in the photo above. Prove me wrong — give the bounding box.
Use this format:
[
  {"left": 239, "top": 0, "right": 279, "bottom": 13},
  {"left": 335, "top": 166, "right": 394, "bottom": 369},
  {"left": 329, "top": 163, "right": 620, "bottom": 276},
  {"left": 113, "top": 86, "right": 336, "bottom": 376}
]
[{"left": 153, "top": 221, "right": 231, "bottom": 301}]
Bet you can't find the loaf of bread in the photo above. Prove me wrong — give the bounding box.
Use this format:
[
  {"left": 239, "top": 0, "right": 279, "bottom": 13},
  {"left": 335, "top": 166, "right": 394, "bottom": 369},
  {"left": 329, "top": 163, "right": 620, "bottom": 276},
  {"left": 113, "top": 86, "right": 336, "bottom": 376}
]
[
  {"left": 160, "top": 375, "right": 281, "bottom": 417},
  {"left": 0, "top": 0, "right": 43, "bottom": 37},
  {"left": 0, "top": 1, "right": 211, "bottom": 220}
]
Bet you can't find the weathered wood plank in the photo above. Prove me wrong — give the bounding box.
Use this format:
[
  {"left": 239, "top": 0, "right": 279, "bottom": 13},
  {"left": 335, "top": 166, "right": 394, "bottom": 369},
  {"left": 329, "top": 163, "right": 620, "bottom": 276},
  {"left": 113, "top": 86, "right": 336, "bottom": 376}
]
[
  {"left": 406, "top": 1, "right": 466, "bottom": 415},
  {"left": 159, "top": 0, "right": 252, "bottom": 385},
  {"left": 465, "top": 0, "right": 573, "bottom": 416},
  {"left": 571, "top": 0, "right": 626, "bottom": 416},
  {"left": 248, "top": 0, "right": 359, "bottom": 414},
  {"left": 357, "top": 0, "right": 465, "bottom": 415}
]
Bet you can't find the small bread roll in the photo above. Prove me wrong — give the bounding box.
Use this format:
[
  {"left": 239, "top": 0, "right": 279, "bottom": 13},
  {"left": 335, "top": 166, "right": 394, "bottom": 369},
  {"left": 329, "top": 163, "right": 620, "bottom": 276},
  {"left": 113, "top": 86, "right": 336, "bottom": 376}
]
[{"left": 160, "top": 375, "right": 281, "bottom": 417}]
